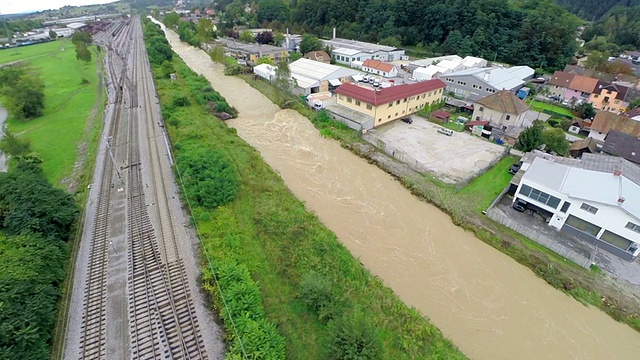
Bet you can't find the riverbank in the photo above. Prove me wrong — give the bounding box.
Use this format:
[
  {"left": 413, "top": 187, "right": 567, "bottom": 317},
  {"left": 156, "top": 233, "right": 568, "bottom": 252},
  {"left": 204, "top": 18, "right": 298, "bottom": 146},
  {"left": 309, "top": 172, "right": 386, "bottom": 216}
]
[
  {"left": 233, "top": 74, "right": 640, "bottom": 331},
  {"left": 154, "top": 45, "right": 465, "bottom": 359}
]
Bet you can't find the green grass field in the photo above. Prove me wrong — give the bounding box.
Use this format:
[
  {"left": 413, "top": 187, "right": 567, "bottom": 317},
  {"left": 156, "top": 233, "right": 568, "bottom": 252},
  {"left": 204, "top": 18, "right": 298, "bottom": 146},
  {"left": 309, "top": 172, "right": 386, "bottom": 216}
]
[
  {"left": 530, "top": 100, "right": 574, "bottom": 117},
  {"left": 457, "top": 156, "right": 519, "bottom": 213},
  {"left": 1, "top": 40, "right": 100, "bottom": 184}
]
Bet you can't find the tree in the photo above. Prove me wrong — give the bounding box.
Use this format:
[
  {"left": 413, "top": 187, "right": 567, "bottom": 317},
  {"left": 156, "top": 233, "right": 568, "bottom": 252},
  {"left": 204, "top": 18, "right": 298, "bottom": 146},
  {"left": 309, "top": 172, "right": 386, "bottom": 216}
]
[
  {"left": 75, "top": 42, "right": 92, "bottom": 62},
  {"left": 584, "top": 50, "right": 608, "bottom": 69},
  {"left": 160, "top": 60, "right": 175, "bottom": 78},
  {"left": 299, "top": 34, "right": 323, "bottom": 55},
  {"left": 196, "top": 18, "right": 216, "bottom": 42},
  {"left": 0, "top": 71, "right": 45, "bottom": 120},
  {"left": 256, "top": 31, "right": 274, "bottom": 44},
  {"left": 575, "top": 102, "right": 596, "bottom": 119},
  {"left": 0, "top": 131, "right": 31, "bottom": 157},
  {"left": 273, "top": 33, "right": 285, "bottom": 46},
  {"left": 289, "top": 52, "right": 302, "bottom": 61},
  {"left": 273, "top": 60, "right": 294, "bottom": 92},
  {"left": 71, "top": 31, "right": 92, "bottom": 45},
  {"left": 541, "top": 127, "right": 570, "bottom": 155},
  {"left": 257, "top": 0, "right": 290, "bottom": 23},
  {"left": 239, "top": 30, "right": 255, "bottom": 43},
  {"left": 163, "top": 12, "right": 181, "bottom": 28},
  {"left": 257, "top": 57, "right": 274, "bottom": 65},
  {"left": 599, "top": 60, "right": 635, "bottom": 75},
  {"left": 516, "top": 121, "right": 544, "bottom": 152},
  {"left": 628, "top": 98, "right": 640, "bottom": 110},
  {"left": 48, "top": 30, "right": 57, "bottom": 39}
]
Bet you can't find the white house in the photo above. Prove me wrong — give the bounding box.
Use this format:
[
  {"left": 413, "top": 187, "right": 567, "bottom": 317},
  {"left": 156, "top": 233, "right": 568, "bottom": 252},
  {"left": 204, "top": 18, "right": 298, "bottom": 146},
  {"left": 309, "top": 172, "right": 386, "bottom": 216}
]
[
  {"left": 331, "top": 47, "right": 372, "bottom": 66},
  {"left": 514, "top": 155, "right": 640, "bottom": 261},
  {"left": 361, "top": 59, "right": 398, "bottom": 78}
]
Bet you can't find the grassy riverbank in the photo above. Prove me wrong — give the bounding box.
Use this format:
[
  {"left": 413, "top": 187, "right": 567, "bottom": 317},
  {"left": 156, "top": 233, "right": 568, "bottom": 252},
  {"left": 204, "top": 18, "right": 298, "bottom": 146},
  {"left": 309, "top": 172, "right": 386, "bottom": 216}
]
[
  {"left": 1, "top": 40, "right": 101, "bottom": 184},
  {"left": 236, "top": 74, "right": 640, "bottom": 333},
  {"left": 154, "top": 55, "right": 465, "bottom": 358}
]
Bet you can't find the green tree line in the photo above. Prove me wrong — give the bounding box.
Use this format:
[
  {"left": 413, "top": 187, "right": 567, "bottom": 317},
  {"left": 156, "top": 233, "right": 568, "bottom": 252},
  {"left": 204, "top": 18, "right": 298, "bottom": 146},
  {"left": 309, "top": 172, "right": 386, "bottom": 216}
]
[
  {"left": 0, "top": 161, "right": 79, "bottom": 359},
  {"left": 222, "top": 0, "right": 580, "bottom": 70},
  {"left": 0, "top": 66, "right": 45, "bottom": 120},
  {"left": 0, "top": 19, "right": 42, "bottom": 38},
  {"left": 582, "top": 6, "right": 640, "bottom": 50},
  {"left": 554, "top": 0, "right": 640, "bottom": 20}
]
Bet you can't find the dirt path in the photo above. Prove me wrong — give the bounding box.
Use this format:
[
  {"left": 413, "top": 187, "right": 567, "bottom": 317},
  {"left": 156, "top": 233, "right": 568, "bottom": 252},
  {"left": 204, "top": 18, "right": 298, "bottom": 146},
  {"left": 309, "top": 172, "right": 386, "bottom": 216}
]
[{"left": 0, "top": 106, "right": 8, "bottom": 172}]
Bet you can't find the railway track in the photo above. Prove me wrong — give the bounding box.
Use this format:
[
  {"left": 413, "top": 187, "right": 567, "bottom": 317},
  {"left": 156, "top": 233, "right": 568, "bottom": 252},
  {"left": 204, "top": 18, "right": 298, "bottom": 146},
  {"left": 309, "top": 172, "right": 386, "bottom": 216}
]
[{"left": 71, "top": 17, "right": 209, "bottom": 360}]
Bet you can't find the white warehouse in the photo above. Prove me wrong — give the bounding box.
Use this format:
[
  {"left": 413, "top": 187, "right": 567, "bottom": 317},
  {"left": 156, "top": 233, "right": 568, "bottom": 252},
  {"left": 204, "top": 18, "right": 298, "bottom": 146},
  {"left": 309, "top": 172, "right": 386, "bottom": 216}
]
[{"left": 514, "top": 155, "right": 640, "bottom": 261}]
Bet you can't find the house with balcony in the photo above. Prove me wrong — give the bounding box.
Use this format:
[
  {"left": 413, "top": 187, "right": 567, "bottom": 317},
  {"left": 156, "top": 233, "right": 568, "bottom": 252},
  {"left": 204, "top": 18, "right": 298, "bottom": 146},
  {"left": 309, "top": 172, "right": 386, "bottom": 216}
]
[
  {"left": 514, "top": 155, "right": 640, "bottom": 261},
  {"left": 328, "top": 79, "right": 446, "bottom": 130},
  {"left": 564, "top": 74, "right": 598, "bottom": 105}
]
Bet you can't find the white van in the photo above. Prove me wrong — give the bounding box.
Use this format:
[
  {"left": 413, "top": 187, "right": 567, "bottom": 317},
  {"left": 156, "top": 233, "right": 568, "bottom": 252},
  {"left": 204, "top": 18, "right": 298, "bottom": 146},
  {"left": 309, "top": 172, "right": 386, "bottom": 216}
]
[
  {"left": 437, "top": 128, "right": 454, "bottom": 136},
  {"left": 373, "top": 78, "right": 381, "bottom": 87},
  {"left": 362, "top": 75, "right": 370, "bottom": 83}
]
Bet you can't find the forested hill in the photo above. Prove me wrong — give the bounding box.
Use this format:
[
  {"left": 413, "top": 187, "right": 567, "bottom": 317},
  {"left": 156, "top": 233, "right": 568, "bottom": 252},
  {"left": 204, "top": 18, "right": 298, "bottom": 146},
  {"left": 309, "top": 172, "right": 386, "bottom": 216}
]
[
  {"left": 554, "top": 0, "right": 640, "bottom": 20},
  {"left": 582, "top": 6, "right": 640, "bottom": 49},
  {"left": 249, "top": 0, "right": 579, "bottom": 70}
]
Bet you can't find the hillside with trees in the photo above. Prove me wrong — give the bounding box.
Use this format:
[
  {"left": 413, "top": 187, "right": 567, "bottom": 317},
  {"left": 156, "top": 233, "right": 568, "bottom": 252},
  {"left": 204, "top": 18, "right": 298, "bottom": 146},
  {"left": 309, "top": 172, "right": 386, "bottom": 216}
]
[
  {"left": 582, "top": 6, "right": 640, "bottom": 50},
  {"left": 218, "top": 0, "right": 579, "bottom": 70},
  {"left": 554, "top": 0, "right": 640, "bottom": 20}
]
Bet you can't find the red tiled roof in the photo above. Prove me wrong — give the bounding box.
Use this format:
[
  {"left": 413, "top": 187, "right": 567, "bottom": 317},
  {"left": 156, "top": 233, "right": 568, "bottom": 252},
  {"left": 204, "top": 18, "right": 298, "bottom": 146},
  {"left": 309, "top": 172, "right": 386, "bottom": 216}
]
[
  {"left": 363, "top": 59, "right": 395, "bottom": 73},
  {"left": 466, "top": 120, "right": 489, "bottom": 127},
  {"left": 591, "top": 111, "right": 640, "bottom": 136},
  {"left": 431, "top": 110, "right": 450, "bottom": 119},
  {"left": 568, "top": 74, "right": 599, "bottom": 93},
  {"left": 335, "top": 80, "right": 446, "bottom": 106}
]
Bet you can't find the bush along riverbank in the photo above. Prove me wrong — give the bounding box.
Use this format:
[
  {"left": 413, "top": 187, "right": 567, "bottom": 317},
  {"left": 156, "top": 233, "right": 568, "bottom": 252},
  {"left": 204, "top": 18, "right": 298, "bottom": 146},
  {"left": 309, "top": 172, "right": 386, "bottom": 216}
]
[
  {"left": 146, "top": 26, "right": 466, "bottom": 360},
  {"left": 232, "top": 73, "right": 640, "bottom": 333}
]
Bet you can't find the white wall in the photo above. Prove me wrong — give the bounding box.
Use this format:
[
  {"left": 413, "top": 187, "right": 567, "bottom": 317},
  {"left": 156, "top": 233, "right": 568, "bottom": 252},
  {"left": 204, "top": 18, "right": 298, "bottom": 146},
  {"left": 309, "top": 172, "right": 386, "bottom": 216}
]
[
  {"left": 472, "top": 107, "right": 525, "bottom": 127},
  {"left": 588, "top": 129, "right": 607, "bottom": 142},
  {"left": 515, "top": 179, "right": 640, "bottom": 257}
]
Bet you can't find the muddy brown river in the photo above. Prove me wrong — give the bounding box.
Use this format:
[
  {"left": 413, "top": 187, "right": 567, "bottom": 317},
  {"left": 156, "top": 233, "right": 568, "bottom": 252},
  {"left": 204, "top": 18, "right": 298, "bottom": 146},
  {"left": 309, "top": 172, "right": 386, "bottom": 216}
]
[{"left": 161, "top": 26, "right": 640, "bottom": 359}]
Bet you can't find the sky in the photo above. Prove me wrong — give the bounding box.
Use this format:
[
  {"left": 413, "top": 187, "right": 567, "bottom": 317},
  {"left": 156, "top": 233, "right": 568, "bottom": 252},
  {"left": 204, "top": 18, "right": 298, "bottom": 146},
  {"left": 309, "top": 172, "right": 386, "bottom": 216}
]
[{"left": 0, "top": 0, "right": 119, "bottom": 15}]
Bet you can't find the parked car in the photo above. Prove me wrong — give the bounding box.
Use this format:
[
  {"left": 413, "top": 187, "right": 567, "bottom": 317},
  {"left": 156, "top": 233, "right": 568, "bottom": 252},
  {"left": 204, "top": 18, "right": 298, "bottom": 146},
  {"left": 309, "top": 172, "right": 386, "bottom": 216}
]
[
  {"left": 437, "top": 127, "right": 454, "bottom": 136},
  {"left": 509, "top": 161, "right": 522, "bottom": 175},
  {"left": 513, "top": 199, "right": 527, "bottom": 212},
  {"left": 362, "top": 75, "right": 370, "bottom": 83},
  {"left": 401, "top": 117, "right": 413, "bottom": 124}
]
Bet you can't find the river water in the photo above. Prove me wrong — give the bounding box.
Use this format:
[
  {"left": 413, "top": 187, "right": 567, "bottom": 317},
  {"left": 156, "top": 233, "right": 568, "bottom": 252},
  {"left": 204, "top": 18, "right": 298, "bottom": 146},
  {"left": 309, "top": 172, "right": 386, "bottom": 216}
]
[{"left": 162, "top": 29, "right": 640, "bottom": 359}]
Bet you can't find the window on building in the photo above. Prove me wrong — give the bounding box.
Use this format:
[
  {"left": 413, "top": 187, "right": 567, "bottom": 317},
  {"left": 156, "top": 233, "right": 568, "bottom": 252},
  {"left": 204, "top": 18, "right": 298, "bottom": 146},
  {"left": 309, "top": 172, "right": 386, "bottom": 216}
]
[
  {"left": 565, "top": 215, "right": 601, "bottom": 237},
  {"left": 387, "top": 115, "right": 391, "bottom": 119},
  {"left": 395, "top": 112, "right": 398, "bottom": 116},
  {"left": 347, "top": 97, "right": 352, "bottom": 103},
  {"left": 339, "top": 95, "right": 344, "bottom": 100},
  {"left": 355, "top": 101, "right": 361, "bottom": 106},
  {"left": 403, "top": 98, "right": 407, "bottom": 103},
  {"left": 594, "top": 94, "right": 599, "bottom": 98},
  {"left": 388, "top": 102, "right": 393, "bottom": 108},
  {"left": 518, "top": 184, "right": 561, "bottom": 209},
  {"left": 396, "top": 100, "right": 400, "bottom": 105},
  {"left": 366, "top": 104, "right": 373, "bottom": 110},
  {"left": 580, "top": 203, "right": 598, "bottom": 214},
  {"left": 600, "top": 230, "right": 633, "bottom": 251},
  {"left": 479, "top": 107, "right": 484, "bottom": 111},
  {"left": 378, "top": 118, "right": 381, "bottom": 122},
  {"left": 421, "top": 94, "right": 425, "bottom": 99},
  {"left": 615, "top": 100, "right": 620, "bottom": 104},
  {"left": 626, "top": 222, "right": 640, "bottom": 234},
  {"left": 506, "top": 115, "right": 511, "bottom": 120},
  {"left": 560, "top": 202, "right": 571, "bottom": 213}
]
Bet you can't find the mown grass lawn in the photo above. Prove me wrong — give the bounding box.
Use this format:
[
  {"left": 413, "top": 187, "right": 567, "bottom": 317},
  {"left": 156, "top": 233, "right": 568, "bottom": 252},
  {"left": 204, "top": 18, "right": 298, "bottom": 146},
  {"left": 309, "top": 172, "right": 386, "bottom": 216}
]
[
  {"left": 457, "top": 155, "right": 519, "bottom": 213},
  {"left": 530, "top": 100, "right": 574, "bottom": 117},
  {"left": 2, "top": 40, "right": 100, "bottom": 184}
]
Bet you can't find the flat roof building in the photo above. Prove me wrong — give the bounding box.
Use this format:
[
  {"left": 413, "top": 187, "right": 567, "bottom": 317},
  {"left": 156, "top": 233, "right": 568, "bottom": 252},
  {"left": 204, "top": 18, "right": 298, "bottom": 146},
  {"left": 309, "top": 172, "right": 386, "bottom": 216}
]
[{"left": 288, "top": 58, "right": 362, "bottom": 95}]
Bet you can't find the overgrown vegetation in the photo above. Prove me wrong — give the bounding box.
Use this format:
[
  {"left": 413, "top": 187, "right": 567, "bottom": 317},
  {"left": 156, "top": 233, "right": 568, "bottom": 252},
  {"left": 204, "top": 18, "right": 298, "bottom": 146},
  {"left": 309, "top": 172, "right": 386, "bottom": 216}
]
[
  {"left": 0, "top": 65, "right": 45, "bottom": 120},
  {"left": 0, "top": 161, "right": 78, "bottom": 359},
  {"left": 582, "top": 5, "right": 640, "bottom": 50},
  {"left": 147, "top": 22, "right": 465, "bottom": 358}
]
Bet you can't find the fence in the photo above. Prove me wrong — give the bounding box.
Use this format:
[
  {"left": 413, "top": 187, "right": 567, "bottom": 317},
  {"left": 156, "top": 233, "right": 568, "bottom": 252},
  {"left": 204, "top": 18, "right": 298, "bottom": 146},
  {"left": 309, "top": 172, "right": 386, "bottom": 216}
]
[{"left": 486, "top": 208, "right": 593, "bottom": 268}]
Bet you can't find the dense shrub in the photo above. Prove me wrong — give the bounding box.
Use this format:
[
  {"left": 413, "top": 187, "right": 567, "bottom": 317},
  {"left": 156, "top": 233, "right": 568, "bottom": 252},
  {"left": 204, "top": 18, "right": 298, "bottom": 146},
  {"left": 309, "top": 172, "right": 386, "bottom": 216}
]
[
  {"left": 299, "top": 271, "right": 339, "bottom": 321},
  {"left": 329, "top": 310, "right": 382, "bottom": 360},
  {"left": 205, "top": 259, "right": 286, "bottom": 359},
  {"left": 176, "top": 143, "right": 237, "bottom": 210}
]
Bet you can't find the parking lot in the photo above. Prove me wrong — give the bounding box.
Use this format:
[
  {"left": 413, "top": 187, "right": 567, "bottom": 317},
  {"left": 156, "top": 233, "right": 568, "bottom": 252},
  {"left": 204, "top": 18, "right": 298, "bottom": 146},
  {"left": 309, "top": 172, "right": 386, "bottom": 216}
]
[{"left": 363, "top": 116, "right": 505, "bottom": 184}]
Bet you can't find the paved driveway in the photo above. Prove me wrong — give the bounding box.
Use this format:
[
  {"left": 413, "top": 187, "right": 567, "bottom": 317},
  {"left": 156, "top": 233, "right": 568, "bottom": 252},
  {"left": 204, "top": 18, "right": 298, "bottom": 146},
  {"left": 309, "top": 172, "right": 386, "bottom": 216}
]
[{"left": 363, "top": 116, "right": 505, "bottom": 184}]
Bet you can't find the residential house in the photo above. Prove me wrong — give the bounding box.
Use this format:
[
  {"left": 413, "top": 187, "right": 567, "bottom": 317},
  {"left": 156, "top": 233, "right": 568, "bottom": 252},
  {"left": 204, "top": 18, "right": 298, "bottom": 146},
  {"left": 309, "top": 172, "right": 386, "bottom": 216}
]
[
  {"left": 569, "top": 137, "right": 598, "bottom": 158},
  {"left": 323, "top": 37, "right": 405, "bottom": 63},
  {"left": 546, "top": 71, "right": 575, "bottom": 98},
  {"left": 564, "top": 65, "right": 616, "bottom": 83},
  {"left": 304, "top": 50, "right": 331, "bottom": 64},
  {"left": 564, "top": 74, "right": 599, "bottom": 105},
  {"left": 362, "top": 59, "right": 398, "bottom": 78},
  {"left": 602, "top": 130, "right": 640, "bottom": 164},
  {"left": 440, "top": 67, "right": 527, "bottom": 101},
  {"left": 329, "top": 79, "right": 446, "bottom": 130},
  {"left": 589, "top": 81, "right": 627, "bottom": 113},
  {"left": 288, "top": 58, "right": 362, "bottom": 95},
  {"left": 217, "top": 38, "right": 288, "bottom": 64},
  {"left": 624, "top": 108, "right": 640, "bottom": 121},
  {"left": 472, "top": 90, "right": 529, "bottom": 127},
  {"left": 513, "top": 154, "right": 640, "bottom": 261},
  {"left": 589, "top": 111, "right": 640, "bottom": 141}
]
